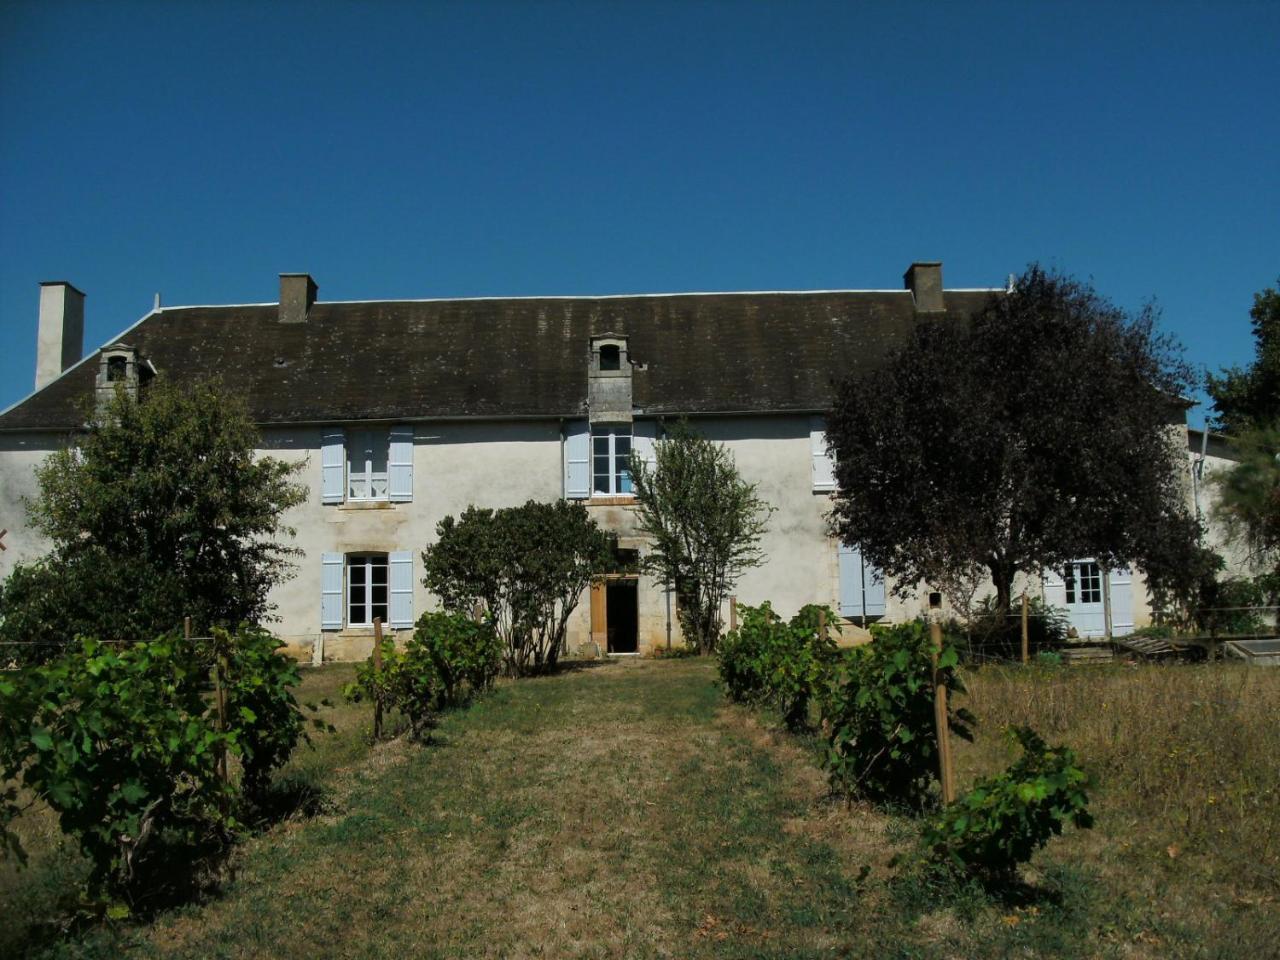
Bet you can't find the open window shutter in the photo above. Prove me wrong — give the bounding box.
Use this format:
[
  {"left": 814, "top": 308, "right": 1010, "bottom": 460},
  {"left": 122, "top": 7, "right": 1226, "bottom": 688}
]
[
  {"left": 389, "top": 551, "right": 414, "bottom": 628},
  {"left": 1108, "top": 567, "right": 1134, "bottom": 636},
  {"left": 810, "top": 416, "right": 836, "bottom": 492},
  {"left": 838, "top": 542, "right": 862, "bottom": 617},
  {"left": 321, "top": 429, "right": 345, "bottom": 504},
  {"left": 1042, "top": 566, "right": 1067, "bottom": 612},
  {"left": 564, "top": 420, "right": 590, "bottom": 499},
  {"left": 388, "top": 425, "right": 414, "bottom": 503},
  {"left": 321, "top": 553, "right": 343, "bottom": 630},
  {"left": 633, "top": 420, "right": 658, "bottom": 476}
]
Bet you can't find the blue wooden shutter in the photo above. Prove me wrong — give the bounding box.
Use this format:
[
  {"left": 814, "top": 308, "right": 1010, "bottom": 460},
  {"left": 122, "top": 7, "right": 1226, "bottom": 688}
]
[
  {"left": 1042, "top": 567, "right": 1067, "bottom": 612},
  {"left": 810, "top": 416, "right": 835, "bottom": 492},
  {"left": 564, "top": 420, "right": 590, "bottom": 499},
  {"left": 389, "top": 551, "right": 414, "bottom": 628},
  {"left": 838, "top": 542, "right": 862, "bottom": 617},
  {"left": 633, "top": 420, "right": 658, "bottom": 477},
  {"left": 321, "top": 552, "right": 343, "bottom": 630},
  {"left": 838, "top": 542, "right": 885, "bottom": 618},
  {"left": 863, "top": 558, "right": 886, "bottom": 617},
  {"left": 1108, "top": 567, "right": 1134, "bottom": 636},
  {"left": 388, "top": 425, "right": 414, "bottom": 502},
  {"left": 321, "top": 429, "right": 345, "bottom": 504}
]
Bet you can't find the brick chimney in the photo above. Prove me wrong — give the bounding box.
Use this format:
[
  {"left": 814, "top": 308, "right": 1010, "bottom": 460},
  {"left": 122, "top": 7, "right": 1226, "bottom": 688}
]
[
  {"left": 279, "top": 273, "right": 317, "bottom": 324},
  {"left": 35, "top": 281, "right": 86, "bottom": 390},
  {"left": 903, "top": 261, "right": 944, "bottom": 313}
]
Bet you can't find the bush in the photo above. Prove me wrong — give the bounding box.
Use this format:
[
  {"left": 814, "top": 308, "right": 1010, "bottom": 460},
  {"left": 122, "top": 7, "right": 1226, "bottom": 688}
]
[
  {"left": 216, "top": 625, "right": 312, "bottom": 802},
  {"left": 717, "top": 602, "right": 838, "bottom": 730},
  {"left": 922, "top": 726, "right": 1093, "bottom": 884},
  {"left": 0, "top": 638, "right": 234, "bottom": 901},
  {"left": 344, "top": 613, "right": 500, "bottom": 739},
  {"left": 422, "top": 501, "right": 613, "bottom": 675},
  {"left": 820, "top": 621, "right": 974, "bottom": 807},
  {"left": 413, "top": 611, "right": 502, "bottom": 707}
]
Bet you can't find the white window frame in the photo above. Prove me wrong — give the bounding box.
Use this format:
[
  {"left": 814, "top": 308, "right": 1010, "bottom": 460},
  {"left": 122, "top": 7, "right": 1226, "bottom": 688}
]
[
  {"left": 346, "top": 553, "right": 389, "bottom": 627},
  {"left": 347, "top": 429, "right": 390, "bottom": 502},
  {"left": 592, "top": 425, "right": 634, "bottom": 496}
]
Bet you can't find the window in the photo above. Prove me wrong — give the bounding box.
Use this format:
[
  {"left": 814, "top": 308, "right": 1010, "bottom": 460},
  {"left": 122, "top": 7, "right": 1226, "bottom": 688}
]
[
  {"left": 322, "top": 426, "right": 412, "bottom": 506},
  {"left": 1077, "top": 562, "right": 1102, "bottom": 604},
  {"left": 347, "top": 554, "right": 389, "bottom": 626},
  {"left": 347, "top": 429, "right": 389, "bottom": 501},
  {"left": 106, "top": 356, "right": 127, "bottom": 382},
  {"left": 592, "top": 425, "right": 633, "bottom": 495},
  {"left": 1063, "top": 562, "right": 1102, "bottom": 605},
  {"left": 599, "top": 344, "right": 621, "bottom": 371}
]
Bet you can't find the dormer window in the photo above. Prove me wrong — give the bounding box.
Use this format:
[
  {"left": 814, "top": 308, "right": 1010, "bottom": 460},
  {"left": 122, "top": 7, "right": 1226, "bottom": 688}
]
[
  {"left": 590, "top": 335, "right": 629, "bottom": 378},
  {"left": 106, "top": 356, "right": 127, "bottom": 382}
]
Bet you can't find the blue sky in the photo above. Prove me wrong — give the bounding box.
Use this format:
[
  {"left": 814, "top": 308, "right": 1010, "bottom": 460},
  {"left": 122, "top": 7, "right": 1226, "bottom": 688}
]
[{"left": 2, "top": 1, "right": 1277, "bottom": 424}]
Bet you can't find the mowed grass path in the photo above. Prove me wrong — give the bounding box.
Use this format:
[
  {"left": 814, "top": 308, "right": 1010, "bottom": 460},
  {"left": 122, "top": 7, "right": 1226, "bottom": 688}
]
[
  {"left": 41, "top": 659, "right": 876, "bottom": 960},
  {"left": 6, "top": 657, "right": 1276, "bottom": 959}
]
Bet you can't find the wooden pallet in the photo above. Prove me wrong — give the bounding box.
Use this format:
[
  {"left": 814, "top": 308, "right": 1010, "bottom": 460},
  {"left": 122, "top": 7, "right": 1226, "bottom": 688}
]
[{"left": 1113, "top": 634, "right": 1176, "bottom": 659}]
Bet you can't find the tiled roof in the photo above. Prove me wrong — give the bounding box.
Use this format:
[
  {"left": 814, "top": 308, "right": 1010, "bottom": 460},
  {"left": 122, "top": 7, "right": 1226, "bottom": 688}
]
[{"left": 0, "top": 289, "right": 996, "bottom": 430}]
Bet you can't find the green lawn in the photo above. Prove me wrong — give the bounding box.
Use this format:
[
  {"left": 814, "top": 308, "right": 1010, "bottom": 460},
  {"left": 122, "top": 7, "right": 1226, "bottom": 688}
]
[{"left": 2, "top": 657, "right": 1274, "bottom": 958}]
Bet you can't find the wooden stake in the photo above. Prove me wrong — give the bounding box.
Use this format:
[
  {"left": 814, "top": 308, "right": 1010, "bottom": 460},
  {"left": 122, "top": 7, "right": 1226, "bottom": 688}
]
[
  {"left": 184, "top": 616, "right": 192, "bottom": 645},
  {"left": 930, "top": 618, "right": 956, "bottom": 805},
  {"left": 372, "top": 617, "right": 384, "bottom": 740},
  {"left": 212, "top": 645, "right": 229, "bottom": 790},
  {"left": 729, "top": 596, "right": 738, "bottom": 632},
  {"left": 1021, "top": 592, "right": 1030, "bottom": 665},
  {"left": 818, "top": 607, "right": 828, "bottom": 645}
]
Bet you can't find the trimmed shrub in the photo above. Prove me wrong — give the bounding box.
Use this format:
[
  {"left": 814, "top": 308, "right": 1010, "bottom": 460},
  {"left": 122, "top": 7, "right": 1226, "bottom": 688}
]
[
  {"left": 922, "top": 726, "right": 1093, "bottom": 884},
  {"left": 820, "top": 621, "right": 974, "bottom": 807}
]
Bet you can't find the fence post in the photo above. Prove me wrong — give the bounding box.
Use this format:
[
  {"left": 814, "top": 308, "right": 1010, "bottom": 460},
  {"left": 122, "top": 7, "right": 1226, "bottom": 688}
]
[
  {"left": 184, "top": 616, "right": 192, "bottom": 646},
  {"left": 1021, "top": 592, "right": 1030, "bottom": 665},
  {"left": 929, "top": 615, "right": 957, "bottom": 806},
  {"left": 372, "top": 617, "right": 384, "bottom": 740},
  {"left": 818, "top": 607, "right": 828, "bottom": 645},
  {"left": 729, "top": 596, "right": 738, "bottom": 632}
]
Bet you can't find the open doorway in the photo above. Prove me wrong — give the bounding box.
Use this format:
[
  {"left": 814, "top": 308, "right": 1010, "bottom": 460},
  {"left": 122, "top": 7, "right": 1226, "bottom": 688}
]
[{"left": 606, "top": 579, "right": 638, "bottom": 654}]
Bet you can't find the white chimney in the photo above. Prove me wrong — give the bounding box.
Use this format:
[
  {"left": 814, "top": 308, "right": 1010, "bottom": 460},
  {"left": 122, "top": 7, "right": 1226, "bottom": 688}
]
[{"left": 36, "top": 281, "right": 86, "bottom": 390}]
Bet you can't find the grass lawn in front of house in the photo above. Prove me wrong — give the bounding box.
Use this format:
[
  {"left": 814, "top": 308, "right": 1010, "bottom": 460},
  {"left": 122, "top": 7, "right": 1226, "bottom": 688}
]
[{"left": 2, "top": 656, "right": 1276, "bottom": 959}]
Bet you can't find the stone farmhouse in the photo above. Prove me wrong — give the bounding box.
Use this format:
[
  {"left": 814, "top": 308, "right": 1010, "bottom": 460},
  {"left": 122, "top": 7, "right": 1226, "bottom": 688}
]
[{"left": 0, "top": 264, "right": 1206, "bottom": 660}]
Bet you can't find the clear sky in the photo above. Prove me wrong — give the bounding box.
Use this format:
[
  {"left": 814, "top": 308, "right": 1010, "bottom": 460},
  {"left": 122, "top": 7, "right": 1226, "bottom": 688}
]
[{"left": 2, "top": 0, "right": 1277, "bottom": 424}]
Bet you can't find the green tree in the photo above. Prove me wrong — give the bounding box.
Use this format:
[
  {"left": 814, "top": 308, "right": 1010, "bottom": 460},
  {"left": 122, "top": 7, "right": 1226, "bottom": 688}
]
[
  {"left": 1206, "top": 280, "right": 1280, "bottom": 434},
  {"left": 828, "top": 264, "right": 1197, "bottom": 621},
  {"left": 1, "top": 379, "right": 305, "bottom": 658},
  {"left": 422, "top": 500, "right": 613, "bottom": 675},
  {"left": 630, "top": 422, "right": 773, "bottom": 654},
  {"left": 1209, "top": 422, "right": 1280, "bottom": 581}
]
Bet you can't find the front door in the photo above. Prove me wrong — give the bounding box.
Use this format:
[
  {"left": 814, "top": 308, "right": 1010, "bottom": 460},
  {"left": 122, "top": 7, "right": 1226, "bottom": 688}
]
[
  {"left": 1043, "top": 560, "right": 1134, "bottom": 638},
  {"left": 606, "top": 579, "right": 639, "bottom": 654}
]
